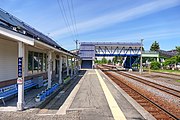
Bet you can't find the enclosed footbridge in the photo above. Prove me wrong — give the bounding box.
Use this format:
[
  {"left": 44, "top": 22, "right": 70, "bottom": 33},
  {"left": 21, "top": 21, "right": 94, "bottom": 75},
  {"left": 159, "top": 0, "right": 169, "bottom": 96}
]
[{"left": 79, "top": 42, "right": 142, "bottom": 68}]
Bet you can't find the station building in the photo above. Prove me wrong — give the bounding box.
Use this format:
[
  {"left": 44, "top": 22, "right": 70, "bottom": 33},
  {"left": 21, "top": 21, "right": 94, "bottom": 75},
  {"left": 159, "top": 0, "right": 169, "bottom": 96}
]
[{"left": 0, "top": 9, "right": 80, "bottom": 110}]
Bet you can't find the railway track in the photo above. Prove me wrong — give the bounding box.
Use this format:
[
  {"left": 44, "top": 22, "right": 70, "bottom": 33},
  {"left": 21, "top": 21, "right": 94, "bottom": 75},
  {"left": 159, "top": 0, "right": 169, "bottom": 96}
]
[
  {"left": 99, "top": 65, "right": 180, "bottom": 98},
  {"left": 117, "top": 71, "right": 180, "bottom": 98},
  {"left": 104, "top": 71, "right": 179, "bottom": 120}
]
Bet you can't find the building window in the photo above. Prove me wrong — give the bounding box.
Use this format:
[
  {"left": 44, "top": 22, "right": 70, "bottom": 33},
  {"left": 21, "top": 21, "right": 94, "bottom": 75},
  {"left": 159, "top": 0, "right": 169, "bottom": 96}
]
[
  {"left": 28, "top": 51, "right": 33, "bottom": 74},
  {"left": 43, "top": 53, "right": 47, "bottom": 71},
  {"left": 28, "top": 51, "right": 47, "bottom": 74}
]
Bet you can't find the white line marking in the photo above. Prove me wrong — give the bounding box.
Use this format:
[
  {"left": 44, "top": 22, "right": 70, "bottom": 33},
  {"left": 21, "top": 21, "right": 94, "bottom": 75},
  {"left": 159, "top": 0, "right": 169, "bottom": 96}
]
[{"left": 95, "top": 69, "right": 127, "bottom": 120}]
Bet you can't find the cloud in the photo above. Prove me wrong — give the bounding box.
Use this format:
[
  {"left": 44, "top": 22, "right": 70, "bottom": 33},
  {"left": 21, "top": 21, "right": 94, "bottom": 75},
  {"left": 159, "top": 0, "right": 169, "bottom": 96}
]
[{"left": 51, "top": 0, "right": 180, "bottom": 38}]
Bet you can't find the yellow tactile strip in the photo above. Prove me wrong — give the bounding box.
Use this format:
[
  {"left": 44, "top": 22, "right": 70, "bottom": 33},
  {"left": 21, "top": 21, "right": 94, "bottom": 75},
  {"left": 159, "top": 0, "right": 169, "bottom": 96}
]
[{"left": 95, "top": 69, "right": 127, "bottom": 120}]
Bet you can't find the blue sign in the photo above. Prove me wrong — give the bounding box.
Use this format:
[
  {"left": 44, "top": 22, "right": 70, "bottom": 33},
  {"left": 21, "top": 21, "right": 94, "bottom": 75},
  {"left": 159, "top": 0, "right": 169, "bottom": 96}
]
[{"left": 18, "top": 57, "right": 23, "bottom": 77}]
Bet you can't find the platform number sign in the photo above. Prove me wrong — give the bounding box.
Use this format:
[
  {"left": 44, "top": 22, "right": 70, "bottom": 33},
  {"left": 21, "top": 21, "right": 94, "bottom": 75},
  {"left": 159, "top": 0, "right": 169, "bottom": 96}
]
[{"left": 18, "top": 57, "right": 23, "bottom": 77}]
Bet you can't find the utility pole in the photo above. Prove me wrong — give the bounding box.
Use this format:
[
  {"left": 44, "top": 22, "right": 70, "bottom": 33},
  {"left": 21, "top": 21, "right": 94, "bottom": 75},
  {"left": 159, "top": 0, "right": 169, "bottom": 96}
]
[
  {"left": 140, "top": 39, "right": 143, "bottom": 75},
  {"left": 74, "top": 40, "right": 78, "bottom": 50}
]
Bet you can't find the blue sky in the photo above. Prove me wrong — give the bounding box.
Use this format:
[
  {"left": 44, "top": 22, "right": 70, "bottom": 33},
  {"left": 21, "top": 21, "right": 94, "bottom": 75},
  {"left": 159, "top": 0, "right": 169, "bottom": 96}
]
[{"left": 0, "top": 0, "right": 180, "bottom": 50}]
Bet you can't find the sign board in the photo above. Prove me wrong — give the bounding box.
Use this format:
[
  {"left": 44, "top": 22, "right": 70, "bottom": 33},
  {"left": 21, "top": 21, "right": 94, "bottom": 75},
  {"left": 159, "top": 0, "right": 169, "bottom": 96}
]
[{"left": 18, "top": 57, "right": 23, "bottom": 77}]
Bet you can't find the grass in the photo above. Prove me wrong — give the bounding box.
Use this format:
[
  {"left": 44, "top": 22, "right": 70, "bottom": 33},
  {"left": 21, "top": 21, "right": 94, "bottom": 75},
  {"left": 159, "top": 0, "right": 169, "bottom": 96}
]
[
  {"left": 152, "top": 69, "right": 180, "bottom": 73},
  {"left": 176, "top": 80, "right": 180, "bottom": 82},
  {"left": 64, "top": 76, "right": 71, "bottom": 84},
  {"left": 143, "top": 68, "right": 180, "bottom": 74}
]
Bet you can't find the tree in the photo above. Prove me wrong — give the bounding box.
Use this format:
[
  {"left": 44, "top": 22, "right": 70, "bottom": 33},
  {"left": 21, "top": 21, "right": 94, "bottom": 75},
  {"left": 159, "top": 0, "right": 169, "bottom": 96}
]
[
  {"left": 102, "top": 57, "right": 107, "bottom": 64},
  {"left": 150, "top": 41, "right": 160, "bottom": 51},
  {"left": 113, "top": 56, "right": 118, "bottom": 64},
  {"left": 150, "top": 61, "right": 161, "bottom": 70},
  {"left": 108, "top": 59, "right": 111, "bottom": 64},
  {"left": 176, "top": 46, "right": 180, "bottom": 55}
]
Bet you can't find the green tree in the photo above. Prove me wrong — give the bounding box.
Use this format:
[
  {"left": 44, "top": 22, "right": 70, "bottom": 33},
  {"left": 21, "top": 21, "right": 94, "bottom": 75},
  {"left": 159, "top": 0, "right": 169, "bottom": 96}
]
[
  {"left": 108, "top": 59, "right": 111, "bottom": 64},
  {"left": 162, "top": 56, "right": 180, "bottom": 68},
  {"left": 150, "top": 41, "right": 160, "bottom": 51},
  {"left": 142, "top": 47, "right": 145, "bottom": 51},
  {"left": 102, "top": 57, "right": 107, "bottom": 64},
  {"left": 150, "top": 61, "right": 161, "bottom": 70},
  {"left": 176, "top": 46, "right": 180, "bottom": 55},
  {"left": 113, "top": 56, "right": 118, "bottom": 64}
]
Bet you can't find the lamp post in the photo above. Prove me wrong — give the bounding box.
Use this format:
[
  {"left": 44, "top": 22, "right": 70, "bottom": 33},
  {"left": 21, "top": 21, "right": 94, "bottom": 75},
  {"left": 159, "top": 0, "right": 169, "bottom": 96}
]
[{"left": 140, "top": 39, "right": 143, "bottom": 74}]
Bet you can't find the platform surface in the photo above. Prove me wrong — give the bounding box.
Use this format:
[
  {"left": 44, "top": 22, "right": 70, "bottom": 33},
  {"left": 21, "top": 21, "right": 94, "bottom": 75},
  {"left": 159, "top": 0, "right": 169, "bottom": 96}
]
[{"left": 59, "top": 69, "right": 147, "bottom": 120}]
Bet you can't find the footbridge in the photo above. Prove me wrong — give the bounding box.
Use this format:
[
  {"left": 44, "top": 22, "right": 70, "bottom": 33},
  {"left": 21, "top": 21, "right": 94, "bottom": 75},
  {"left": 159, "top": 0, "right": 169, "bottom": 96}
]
[{"left": 79, "top": 42, "right": 142, "bottom": 68}]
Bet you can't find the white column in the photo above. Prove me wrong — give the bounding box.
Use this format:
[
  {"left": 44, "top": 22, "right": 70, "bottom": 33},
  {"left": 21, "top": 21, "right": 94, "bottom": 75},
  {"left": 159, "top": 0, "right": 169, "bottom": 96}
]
[
  {"left": 48, "top": 51, "right": 52, "bottom": 88},
  {"left": 17, "top": 42, "right": 25, "bottom": 111},
  {"left": 157, "top": 57, "right": 159, "bottom": 62},
  {"left": 92, "top": 60, "right": 95, "bottom": 69},
  {"left": 66, "top": 56, "right": 69, "bottom": 76},
  {"left": 71, "top": 57, "right": 73, "bottom": 76},
  {"left": 74, "top": 57, "right": 76, "bottom": 74},
  {"left": 59, "top": 55, "right": 62, "bottom": 84},
  {"left": 139, "top": 39, "right": 143, "bottom": 74}
]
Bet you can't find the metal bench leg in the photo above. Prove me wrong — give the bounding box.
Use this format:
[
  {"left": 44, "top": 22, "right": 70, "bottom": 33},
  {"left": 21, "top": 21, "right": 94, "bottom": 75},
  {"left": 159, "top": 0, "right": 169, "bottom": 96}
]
[{"left": 2, "top": 99, "right": 5, "bottom": 106}]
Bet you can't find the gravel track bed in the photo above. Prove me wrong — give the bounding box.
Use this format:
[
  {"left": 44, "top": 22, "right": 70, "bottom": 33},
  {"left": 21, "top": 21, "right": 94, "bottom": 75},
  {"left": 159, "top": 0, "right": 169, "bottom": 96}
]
[
  {"left": 123, "top": 71, "right": 180, "bottom": 91},
  {"left": 112, "top": 71, "right": 180, "bottom": 118},
  {"left": 132, "top": 72, "right": 180, "bottom": 86}
]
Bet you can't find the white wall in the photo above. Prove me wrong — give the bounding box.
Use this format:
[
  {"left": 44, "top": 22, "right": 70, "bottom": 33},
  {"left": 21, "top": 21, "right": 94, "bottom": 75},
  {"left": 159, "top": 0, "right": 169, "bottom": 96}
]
[{"left": 0, "top": 38, "right": 18, "bottom": 82}]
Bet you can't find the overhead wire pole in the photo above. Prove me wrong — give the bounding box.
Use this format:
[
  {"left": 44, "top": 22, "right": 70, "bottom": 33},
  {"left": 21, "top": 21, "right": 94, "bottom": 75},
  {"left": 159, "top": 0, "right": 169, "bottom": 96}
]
[
  {"left": 74, "top": 39, "right": 78, "bottom": 50},
  {"left": 139, "top": 39, "right": 143, "bottom": 74}
]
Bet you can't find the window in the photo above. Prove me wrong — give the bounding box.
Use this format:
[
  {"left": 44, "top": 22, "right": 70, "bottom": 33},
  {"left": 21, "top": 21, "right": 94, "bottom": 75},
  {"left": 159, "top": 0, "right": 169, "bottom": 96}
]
[
  {"left": 33, "top": 52, "right": 39, "bottom": 73},
  {"left": 28, "top": 51, "right": 47, "bottom": 74},
  {"left": 39, "top": 53, "right": 43, "bottom": 72},
  {"left": 43, "top": 53, "right": 47, "bottom": 71},
  {"left": 28, "top": 51, "right": 33, "bottom": 74}
]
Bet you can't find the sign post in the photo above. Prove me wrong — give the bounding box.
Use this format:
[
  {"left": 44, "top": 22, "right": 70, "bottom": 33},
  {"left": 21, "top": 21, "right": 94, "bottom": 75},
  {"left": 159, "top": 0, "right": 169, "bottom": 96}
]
[{"left": 17, "top": 42, "right": 24, "bottom": 111}]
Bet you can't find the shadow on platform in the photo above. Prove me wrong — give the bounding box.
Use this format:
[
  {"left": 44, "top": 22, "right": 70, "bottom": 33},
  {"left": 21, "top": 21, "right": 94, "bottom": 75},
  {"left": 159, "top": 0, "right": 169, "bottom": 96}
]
[{"left": 0, "top": 70, "right": 86, "bottom": 111}]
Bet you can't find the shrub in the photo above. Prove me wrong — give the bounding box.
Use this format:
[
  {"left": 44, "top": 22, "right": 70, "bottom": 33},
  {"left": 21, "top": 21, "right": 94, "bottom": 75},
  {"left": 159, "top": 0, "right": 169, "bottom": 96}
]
[{"left": 150, "top": 61, "right": 161, "bottom": 70}]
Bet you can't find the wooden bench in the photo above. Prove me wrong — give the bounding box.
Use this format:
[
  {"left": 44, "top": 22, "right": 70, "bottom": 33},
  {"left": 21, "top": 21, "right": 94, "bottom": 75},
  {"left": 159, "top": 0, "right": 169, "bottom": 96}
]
[{"left": 0, "top": 84, "right": 18, "bottom": 105}]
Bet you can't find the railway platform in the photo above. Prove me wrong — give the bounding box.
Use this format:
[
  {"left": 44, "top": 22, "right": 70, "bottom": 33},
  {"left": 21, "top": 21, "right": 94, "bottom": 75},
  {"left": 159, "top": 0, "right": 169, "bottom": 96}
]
[
  {"left": 56, "top": 69, "right": 155, "bottom": 120},
  {"left": 0, "top": 69, "right": 156, "bottom": 120}
]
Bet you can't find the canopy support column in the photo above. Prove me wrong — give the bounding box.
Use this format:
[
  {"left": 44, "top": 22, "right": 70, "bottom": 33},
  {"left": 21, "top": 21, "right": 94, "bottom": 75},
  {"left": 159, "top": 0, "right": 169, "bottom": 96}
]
[
  {"left": 59, "top": 55, "right": 62, "bottom": 84},
  {"left": 48, "top": 51, "right": 52, "bottom": 88},
  {"left": 17, "top": 42, "right": 25, "bottom": 111}
]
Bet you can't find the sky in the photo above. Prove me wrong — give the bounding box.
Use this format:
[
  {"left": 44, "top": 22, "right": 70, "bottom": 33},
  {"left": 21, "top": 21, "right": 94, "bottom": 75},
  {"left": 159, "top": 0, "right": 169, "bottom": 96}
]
[{"left": 0, "top": 0, "right": 180, "bottom": 50}]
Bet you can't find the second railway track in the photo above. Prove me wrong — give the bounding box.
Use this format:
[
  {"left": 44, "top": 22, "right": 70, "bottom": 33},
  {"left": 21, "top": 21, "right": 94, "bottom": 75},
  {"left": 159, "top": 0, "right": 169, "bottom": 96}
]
[
  {"left": 104, "top": 71, "right": 179, "bottom": 120},
  {"left": 100, "top": 65, "right": 180, "bottom": 98},
  {"left": 117, "top": 71, "right": 180, "bottom": 98}
]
